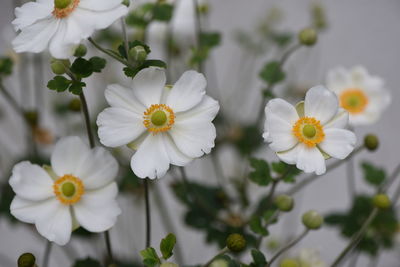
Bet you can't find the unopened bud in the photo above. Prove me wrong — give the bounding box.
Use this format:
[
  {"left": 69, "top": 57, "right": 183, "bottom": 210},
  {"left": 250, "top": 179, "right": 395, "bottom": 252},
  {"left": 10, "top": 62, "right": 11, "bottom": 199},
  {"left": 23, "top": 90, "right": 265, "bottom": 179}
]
[
  {"left": 18, "top": 253, "right": 36, "bottom": 267},
  {"left": 122, "top": 0, "right": 130, "bottom": 7},
  {"left": 210, "top": 259, "right": 228, "bottom": 267},
  {"left": 302, "top": 210, "right": 323, "bottom": 230},
  {"left": 74, "top": 44, "right": 87, "bottom": 57},
  {"left": 298, "top": 28, "right": 317, "bottom": 46},
  {"left": 226, "top": 233, "right": 246, "bottom": 252},
  {"left": 68, "top": 98, "right": 81, "bottom": 112},
  {"left": 274, "top": 194, "right": 294, "bottom": 212},
  {"left": 279, "top": 259, "right": 299, "bottom": 267},
  {"left": 50, "top": 59, "right": 70, "bottom": 75},
  {"left": 373, "top": 194, "right": 391, "bottom": 209},
  {"left": 129, "top": 46, "right": 147, "bottom": 62},
  {"left": 364, "top": 134, "right": 379, "bottom": 151}
]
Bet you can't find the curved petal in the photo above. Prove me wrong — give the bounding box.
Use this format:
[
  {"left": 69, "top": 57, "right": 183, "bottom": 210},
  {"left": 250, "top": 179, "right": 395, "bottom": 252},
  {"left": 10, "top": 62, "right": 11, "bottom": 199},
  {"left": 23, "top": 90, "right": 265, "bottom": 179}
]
[
  {"left": 79, "top": 0, "right": 126, "bottom": 11},
  {"left": 276, "top": 144, "right": 300, "bottom": 165},
  {"left": 51, "top": 136, "right": 91, "bottom": 177},
  {"left": 163, "top": 134, "right": 193, "bottom": 166},
  {"left": 132, "top": 67, "right": 166, "bottom": 107},
  {"left": 166, "top": 71, "right": 207, "bottom": 112},
  {"left": 319, "top": 129, "right": 356, "bottom": 159},
  {"left": 12, "top": 1, "right": 53, "bottom": 31},
  {"left": 324, "top": 109, "right": 349, "bottom": 129},
  {"left": 104, "top": 84, "right": 146, "bottom": 114},
  {"left": 48, "top": 20, "right": 75, "bottom": 59},
  {"left": 296, "top": 144, "right": 326, "bottom": 175},
  {"left": 75, "top": 147, "right": 119, "bottom": 190},
  {"left": 10, "top": 197, "right": 56, "bottom": 224},
  {"left": 304, "top": 85, "right": 339, "bottom": 124},
  {"left": 265, "top": 98, "right": 299, "bottom": 124},
  {"left": 174, "top": 95, "right": 219, "bottom": 123},
  {"left": 97, "top": 107, "right": 146, "bottom": 148},
  {"left": 73, "top": 183, "right": 121, "bottom": 232},
  {"left": 326, "top": 67, "right": 350, "bottom": 92},
  {"left": 9, "top": 162, "right": 54, "bottom": 201},
  {"left": 35, "top": 198, "right": 72, "bottom": 246},
  {"left": 130, "top": 134, "right": 171, "bottom": 179}
]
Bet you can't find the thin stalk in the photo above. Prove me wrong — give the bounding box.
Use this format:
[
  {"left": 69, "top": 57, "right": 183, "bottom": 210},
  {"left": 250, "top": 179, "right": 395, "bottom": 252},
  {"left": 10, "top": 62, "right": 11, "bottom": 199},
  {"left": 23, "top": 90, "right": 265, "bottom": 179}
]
[
  {"left": 144, "top": 179, "right": 151, "bottom": 248},
  {"left": 267, "top": 229, "right": 309, "bottom": 266},
  {"left": 0, "top": 82, "right": 24, "bottom": 116},
  {"left": 79, "top": 92, "right": 95, "bottom": 148},
  {"left": 193, "top": 0, "right": 204, "bottom": 73},
  {"left": 42, "top": 240, "right": 52, "bottom": 267},
  {"left": 88, "top": 37, "right": 130, "bottom": 66},
  {"left": 201, "top": 247, "right": 229, "bottom": 267},
  {"left": 105, "top": 232, "right": 114, "bottom": 264},
  {"left": 120, "top": 18, "right": 131, "bottom": 63}
]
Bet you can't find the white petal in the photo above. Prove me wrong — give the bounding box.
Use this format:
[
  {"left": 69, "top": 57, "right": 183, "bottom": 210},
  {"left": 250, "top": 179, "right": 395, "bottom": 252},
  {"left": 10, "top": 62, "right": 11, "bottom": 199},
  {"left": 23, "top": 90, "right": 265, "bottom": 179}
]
[
  {"left": 74, "top": 147, "right": 119, "bottom": 190},
  {"left": 9, "top": 162, "right": 54, "bottom": 201},
  {"left": 51, "top": 136, "right": 90, "bottom": 177},
  {"left": 73, "top": 183, "right": 121, "bottom": 232},
  {"left": 35, "top": 199, "right": 72, "bottom": 246},
  {"left": 174, "top": 95, "right": 219, "bottom": 123},
  {"left": 304, "top": 85, "right": 339, "bottom": 124},
  {"left": 105, "top": 84, "right": 146, "bottom": 114},
  {"left": 97, "top": 107, "right": 146, "bottom": 148},
  {"left": 296, "top": 144, "right": 326, "bottom": 175},
  {"left": 326, "top": 67, "right": 350, "bottom": 92},
  {"left": 319, "top": 129, "right": 356, "bottom": 159},
  {"left": 10, "top": 197, "right": 55, "bottom": 224},
  {"left": 49, "top": 20, "right": 75, "bottom": 59},
  {"left": 163, "top": 134, "right": 193, "bottom": 166},
  {"left": 132, "top": 67, "right": 166, "bottom": 107},
  {"left": 12, "top": 1, "right": 53, "bottom": 31},
  {"left": 276, "top": 144, "right": 300, "bottom": 165},
  {"left": 265, "top": 98, "right": 299, "bottom": 125},
  {"left": 324, "top": 109, "right": 349, "bottom": 129},
  {"left": 12, "top": 17, "right": 58, "bottom": 54},
  {"left": 79, "top": 0, "right": 126, "bottom": 11},
  {"left": 130, "top": 134, "right": 170, "bottom": 179},
  {"left": 166, "top": 70, "right": 207, "bottom": 112}
]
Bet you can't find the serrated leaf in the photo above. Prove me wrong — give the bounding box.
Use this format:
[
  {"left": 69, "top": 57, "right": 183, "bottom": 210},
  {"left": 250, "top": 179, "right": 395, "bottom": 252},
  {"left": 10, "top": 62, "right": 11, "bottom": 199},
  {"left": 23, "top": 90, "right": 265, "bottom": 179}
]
[
  {"left": 249, "top": 158, "right": 272, "bottom": 186},
  {"left": 249, "top": 217, "right": 269, "bottom": 236},
  {"left": 47, "top": 76, "right": 71, "bottom": 92},
  {"left": 71, "top": 58, "right": 93, "bottom": 78},
  {"left": 69, "top": 81, "right": 86, "bottom": 95},
  {"left": 259, "top": 61, "right": 285, "bottom": 85},
  {"left": 153, "top": 4, "right": 173, "bottom": 21},
  {"left": 200, "top": 32, "right": 221, "bottom": 48},
  {"left": 140, "top": 247, "right": 161, "bottom": 267},
  {"left": 251, "top": 249, "right": 267, "bottom": 267},
  {"left": 89, "top": 57, "right": 106, "bottom": 72},
  {"left": 160, "top": 233, "right": 176, "bottom": 259},
  {"left": 361, "top": 162, "right": 386, "bottom": 186}
]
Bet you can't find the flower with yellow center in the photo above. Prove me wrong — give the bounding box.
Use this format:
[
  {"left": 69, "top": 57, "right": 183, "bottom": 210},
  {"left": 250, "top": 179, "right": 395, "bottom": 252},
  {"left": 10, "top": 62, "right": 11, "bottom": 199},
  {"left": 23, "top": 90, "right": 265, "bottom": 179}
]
[
  {"left": 327, "top": 66, "right": 390, "bottom": 125},
  {"left": 263, "top": 86, "right": 356, "bottom": 175},
  {"left": 12, "top": 0, "right": 128, "bottom": 59},
  {"left": 97, "top": 67, "right": 220, "bottom": 179},
  {"left": 9, "top": 136, "right": 121, "bottom": 246}
]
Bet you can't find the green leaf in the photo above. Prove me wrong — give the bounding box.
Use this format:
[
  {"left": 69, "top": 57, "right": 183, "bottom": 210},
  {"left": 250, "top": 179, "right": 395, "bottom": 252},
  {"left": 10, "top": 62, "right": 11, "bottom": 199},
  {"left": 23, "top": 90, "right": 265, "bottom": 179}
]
[
  {"left": 269, "top": 32, "right": 293, "bottom": 47},
  {"left": 249, "top": 158, "right": 272, "bottom": 186},
  {"left": 47, "top": 76, "right": 71, "bottom": 92},
  {"left": 259, "top": 61, "right": 285, "bottom": 85},
  {"left": 73, "top": 258, "right": 101, "bottom": 267},
  {"left": 361, "top": 162, "right": 386, "bottom": 186},
  {"left": 160, "top": 233, "right": 176, "bottom": 259},
  {"left": 271, "top": 162, "right": 300, "bottom": 183},
  {"left": 71, "top": 58, "right": 93, "bottom": 78},
  {"left": 200, "top": 32, "right": 221, "bottom": 48},
  {"left": 142, "top": 60, "right": 167, "bottom": 69},
  {"left": 140, "top": 247, "right": 161, "bottom": 267},
  {"left": 153, "top": 4, "right": 174, "bottom": 21},
  {"left": 89, "top": 57, "right": 106, "bottom": 72},
  {"left": 249, "top": 216, "right": 269, "bottom": 236},
  {"left": 0, "top": 57, "right": 13, "bottom": 76},
  {"left": 69, "top": 81, "right": 86, "bottom": 95},
  {"left": 251, "top": 249, "right": 267, "bottom": 267}
]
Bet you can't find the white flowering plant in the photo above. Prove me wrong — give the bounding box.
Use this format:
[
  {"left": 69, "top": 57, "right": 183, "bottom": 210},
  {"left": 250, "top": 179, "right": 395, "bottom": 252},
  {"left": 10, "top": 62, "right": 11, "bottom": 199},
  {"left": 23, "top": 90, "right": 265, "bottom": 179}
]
[{"left": 0, "top": 1, "right": 398, "bottom": 267}]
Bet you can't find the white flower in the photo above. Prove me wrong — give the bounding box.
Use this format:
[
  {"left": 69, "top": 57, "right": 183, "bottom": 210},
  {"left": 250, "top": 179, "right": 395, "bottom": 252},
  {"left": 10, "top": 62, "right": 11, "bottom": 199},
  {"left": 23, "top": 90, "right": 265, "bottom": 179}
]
[
  {"left": 97, "top": 67, "right": 219, "bottom": 179},
  {"left": 9, "top": 136, "right": 121, "bottom": 246},
  {"left": 263, "top": 86, "right": 356, "bottom": 175},
  {"left": 12, "top": 0, "right": 128, "bottom": 59},
  {"left": 297, "top": 248, "right": 326, "bottom": 267},
  {"left": 326, "top": 66, "right": 391, "bottom": 126}
]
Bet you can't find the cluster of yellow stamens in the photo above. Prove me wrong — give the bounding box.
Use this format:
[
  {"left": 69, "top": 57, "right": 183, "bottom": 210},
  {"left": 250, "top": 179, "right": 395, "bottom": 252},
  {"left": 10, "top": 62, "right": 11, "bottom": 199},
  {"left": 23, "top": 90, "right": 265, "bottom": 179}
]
[
  {"left": 292, "top": 117, "right": 325, "bottom": 147},
  {"left": 143, "top": 104, "right": 175, "bottom": 134},
  {"left": 53, "top": 174, "right": 85, "bottom": 205},
  {"left": 53, "top": 0, "right": 80, "bottom": 19},
  {"left": 339, "top": 88, "right": 369, "bottom": 114}
]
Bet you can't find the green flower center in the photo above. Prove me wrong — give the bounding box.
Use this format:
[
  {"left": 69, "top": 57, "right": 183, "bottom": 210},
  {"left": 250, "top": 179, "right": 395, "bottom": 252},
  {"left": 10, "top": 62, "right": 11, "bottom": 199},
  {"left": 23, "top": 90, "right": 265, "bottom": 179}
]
[
  {"left": 346, "top": 96, "right": 360, "bottom": 107},
  {"left": 151, "top": 110, "right": 167, "bottom": 126},
  {"left": 55, "top": 0, "right": 72, "bottom": 9},
  {"left": 61, "top": 182, "right": 76, "bottom": 197},
  {"left": 302, "top": 124, "right": 316, "bottom": 138}
]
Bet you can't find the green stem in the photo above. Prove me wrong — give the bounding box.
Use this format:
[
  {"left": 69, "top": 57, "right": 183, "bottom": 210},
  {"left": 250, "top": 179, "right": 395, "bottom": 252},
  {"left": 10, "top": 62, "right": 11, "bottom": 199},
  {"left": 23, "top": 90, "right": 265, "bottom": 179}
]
[
  {"left": 79, "top": 92, "right": 95, "bottom": 148},
  {"left": 105, "top": 231, "right": 114, "bottom": 265},
  {"left": 120, "top": 18, "right": 131, "bottom": 63},
  {"left": 42, "top": 240, "right": 52, "bottom": 267},
  {"left": 144, "top": 179, "right": 151, "bottom": 248},
  {"left": 201, "top": 247, "right": 229, "bottom": 267},
  {"left": 88, "top": 37, "right": 130, "bottom": 66},
  {"left": 0, "top": 81, "right": 24, "bottom": 116},
  {"left": 193, "top": 0, "right": 204, "bottom": 73}
]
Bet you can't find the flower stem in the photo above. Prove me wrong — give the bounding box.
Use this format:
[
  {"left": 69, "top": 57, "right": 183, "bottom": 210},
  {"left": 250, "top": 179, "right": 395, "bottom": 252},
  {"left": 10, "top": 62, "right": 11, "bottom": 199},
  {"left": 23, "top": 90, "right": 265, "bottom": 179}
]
[
  {"left": 42, "top": 240, "right": 52, "bottom": 267},
  {"left": 0, "top": 81, "right": 24, "bottom": 117},
  {"left": 120, "top": 18, "right": 131, "bottom": 64},
  {"left": 144, "top": 178, "right": 151, "bottom": 248},
  {"left": 88, "top": 37, "right": 130, "bottom": 67},
  {"left": 105, "top": 231, "right": 114, "bottom": 265},
  {"left": 79, "top": 92, "right": 95, "bottom": 148},
  {"left": 201, "top": 247, "right": 229, "bottom": 267},
  {"left": 266, "top": 229, "right": 309, "bottom": 266}
]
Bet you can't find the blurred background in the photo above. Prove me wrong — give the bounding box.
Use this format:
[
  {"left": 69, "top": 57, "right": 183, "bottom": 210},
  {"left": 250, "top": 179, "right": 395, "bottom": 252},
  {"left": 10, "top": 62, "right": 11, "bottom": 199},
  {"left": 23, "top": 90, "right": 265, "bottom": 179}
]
[{"left": 0, "top": 0, "right": 400, "bottom": 266}]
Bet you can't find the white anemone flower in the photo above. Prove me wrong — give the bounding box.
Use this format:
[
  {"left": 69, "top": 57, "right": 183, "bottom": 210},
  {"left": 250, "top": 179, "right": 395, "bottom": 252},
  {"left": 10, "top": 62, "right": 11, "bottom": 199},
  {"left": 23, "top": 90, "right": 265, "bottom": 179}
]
[
  {"left": 326, "top": 66, "right": 391, "bottom": 126},
  {"left": 263, "top": 86, "right": 356, "bottom": 175},
  {"left": 12, "top": 0, "right": 128, "bottom": 59},
  {"left": 97, "top": 67, "right": 219, "bottom": 179},
  {"left": 9, "top": 136, "right": 121, "bottom": 246},
  {"left": 297, "top": 248, "right": 326, "bottom": 267}
]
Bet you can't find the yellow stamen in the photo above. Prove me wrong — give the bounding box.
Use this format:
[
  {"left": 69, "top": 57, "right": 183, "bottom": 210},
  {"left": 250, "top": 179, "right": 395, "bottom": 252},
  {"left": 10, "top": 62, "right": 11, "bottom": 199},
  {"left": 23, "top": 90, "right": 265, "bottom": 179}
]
[
  {"left": 339, "top": 88, "right": 369, "bottom": 114},
  {"left": 143, "top": 104, "right": 175, "bottom": 134},
  {"left": 53, "top": 0, "right": 80, "bottom": 19},
  {"left": 53, "top": 174, "right": 84, "bottom": 205},
  {"left": 292, "top": 117, "right": 325, "bottom": 147}
]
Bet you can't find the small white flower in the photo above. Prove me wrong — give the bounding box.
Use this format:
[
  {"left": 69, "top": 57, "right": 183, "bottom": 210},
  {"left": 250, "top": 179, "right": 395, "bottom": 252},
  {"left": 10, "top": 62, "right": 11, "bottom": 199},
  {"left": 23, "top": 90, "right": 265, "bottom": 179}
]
[
  {"left": 263, "top": 86, "right": 356, "bottom": 175},
  {"left": 9, "top": 136, "right": 121, "bottom": 246},
  {"left": 297, "top": 248, "right": 326, "bottom": 267},
  {"left": 326, "top": 66, "right": 391, "bottom": 126},
  {"left": 97, "top": 67, "right": 219, "bottom": 179},
  {"left": 12, "top": 0, "right": 128, "bottom": 59}
]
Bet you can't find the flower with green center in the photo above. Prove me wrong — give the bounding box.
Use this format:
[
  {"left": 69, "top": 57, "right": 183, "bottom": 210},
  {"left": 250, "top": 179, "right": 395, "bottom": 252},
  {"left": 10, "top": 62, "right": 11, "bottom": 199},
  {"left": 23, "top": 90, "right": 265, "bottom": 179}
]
[
  {"left": 9, "top": 136, "right": 121, "bottom": 246},
  {"left": 55, "top": 0, "right": 72, "bottom": 9}
]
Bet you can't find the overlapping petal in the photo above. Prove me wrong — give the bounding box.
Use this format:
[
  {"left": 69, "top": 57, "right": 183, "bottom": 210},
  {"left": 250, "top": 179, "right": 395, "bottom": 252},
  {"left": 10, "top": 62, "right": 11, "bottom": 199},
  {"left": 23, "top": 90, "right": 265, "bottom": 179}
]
[{"left": 304, "top": 86, "right": 338, "bottom": 124}]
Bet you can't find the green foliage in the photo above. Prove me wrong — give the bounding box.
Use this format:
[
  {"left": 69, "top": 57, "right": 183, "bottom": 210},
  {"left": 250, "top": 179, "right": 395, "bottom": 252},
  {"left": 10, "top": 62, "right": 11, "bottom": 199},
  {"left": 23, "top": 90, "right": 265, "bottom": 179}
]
[
  {"left": 152, "top": 4, "right": 174, "bottom": 21},
  {"left": 89, "top": 57, "right": 107, "bottom": 73},
  {"left": 160, "top": 233, "right": 176, "bottom": 260},
  {"left": 47, "top": 76, "right": 71, "bottom": 92},
  {"left": 71, "top": 57, "right": 107, "bottom": 78},
  {"left": 233, "top": 125, "right": 263, "bottom": 155},
  {"left": 73, "top": 258, "right": 101, "bottom": 267},
  {"left": 126, "top": 2, "right": 174, "bottom": 29},
  {"left": 271, "top": 162, "right": 300, "bottom": 183},
  {"left": 249, "top": 158, "right": 272, "bottom": 186},
  {"left": 190, "top": 32, "right": 222, "bottom": 66},
  {"left": 0, "top": 57, "right": 13, "bottom": 76},
  {"left": 200, "top": 32, "right": 221, "bottom": 47},
  {"left": 269, "top": 32, "right": 292, "bottom": 47},
  {"left": 250, "top": 249, "right": 267, "bottom": 267},
  {"left": 140, "top": 247, "right": 161, "bottom": 267},
  {"left": 325, "top": 195, "right": 398, "bottom": 255},
  {"left": 361, "top": 162, "right": 386, "bottom": 186},
  {"left": 249, "top": 216, "right": 269, "bottom": 236},
  {"left": 259, "top": 61, "right": 285, "bottom": 85}
]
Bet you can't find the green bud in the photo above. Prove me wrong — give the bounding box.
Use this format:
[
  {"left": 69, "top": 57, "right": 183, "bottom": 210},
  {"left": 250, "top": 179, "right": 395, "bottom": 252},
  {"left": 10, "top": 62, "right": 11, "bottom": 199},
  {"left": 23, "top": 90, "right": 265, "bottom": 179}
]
[
  {"left": 302, "top": 210, "right": 323, "bottom": 230},
  {"left": 226, "top": 233, "right": 246, "bottom": 252},
  {"left": 74, "top": 44, "right": 87, "bottom": 57},
  {"left": 298, "top": 28, "right": 318, "bottom": 46},
  {"left": 50, "top": 59, "right": 70, "bottom": 75},
  {"left": 54, "top": 0, "right": 72, "bottom": 9},
  {"left": 24, "top": 111, "right": 39, "bottom": 127},
  {"left": 160, "top": 262, "right": 178, "bottom": 267},
  {"left": 279, "top": 259, "right": 299, "bottom": 267},
  {"left": 364, "top": 134, "right": 379, "bottom": 151},
  {"left": 274, "top": 194, "right": 294, "bottom": 212},
  {"left": 210, "top": 259, "right": 229, "bottom": 267},
  {"left": 373, "top": 194, "right": 391, "bottom": 209},
  {"left": 122, "top": 0, "right": 130, "bottom": 7},
  {"left": 18, "top": 253, "right": 36, "bottom": 267},
  {"left": 68, "top": 98, "right": 81, "bottom": 112},
  {"left": 129, "top": 46, "right": 147, "bottom": 62},
  {"left": 198, "top": 4, "right": 209, "bottom": 14}
]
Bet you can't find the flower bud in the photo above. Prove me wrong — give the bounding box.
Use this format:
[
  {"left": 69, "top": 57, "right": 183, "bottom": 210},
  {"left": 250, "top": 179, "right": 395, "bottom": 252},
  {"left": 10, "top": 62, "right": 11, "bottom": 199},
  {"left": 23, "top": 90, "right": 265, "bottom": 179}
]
[
  {"left": 55, "top": 0, "right": 72, "bottom": 9},
  {"left": 279, "top": 259, "right": 299, "bottom": 267},
  {"left": 50, "top": 59, "right": 70, "bottom": 75},
  {"left": 18, "top": 253, "right": 36, "bottom": 267},
  {"left": 68, "top": 98, "right": 81, "bottom": 112},
  {"left": 24, "top": 111, "right": 39, "bottom": 127},
  {"left": 302, "top": 210, "right": 323, "bottom": 230},
  {"left": 274, "top": 194, "right": 294, "bottom": 212},
  {"left": 364, "top": 134, "right": 379, "bottom": 151},
  {"left": 129, "top": 46, "right": 147, "bottom": 63},
  {"left": 160, "top": 262, "right": 178, "bottom": 267},
  {"left": 122, "top": 0, "right": 130, "bottom": 7},
  {"left": 226, "top": 233, "right": 246, "bottom": 252},
  {"left": 298, "top": 28, "right": 318, "bottom": 46},
  {"left": 74, "top": 44, "right": 87, "bottom": 57},
  {"left": 373, "top": 194, "right": 391, "bottom": 209},
  {"left": 210, "top": 259, "right": 229, "bottom": 267}
]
